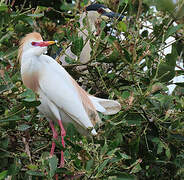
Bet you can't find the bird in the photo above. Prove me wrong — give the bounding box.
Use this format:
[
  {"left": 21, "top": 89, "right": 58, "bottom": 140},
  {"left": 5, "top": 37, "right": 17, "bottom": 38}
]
[
  {"left": 58, "top": 3, "right": 125, "bottom": 66},
  {"left": 18, "top": 32, "right": 121, "bottom": 167}
]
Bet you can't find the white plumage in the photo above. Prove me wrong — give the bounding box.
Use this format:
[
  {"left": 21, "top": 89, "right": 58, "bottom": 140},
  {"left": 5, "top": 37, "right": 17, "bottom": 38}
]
[{"left": 18, "top": 32, "right": 121, "bottom": 167}]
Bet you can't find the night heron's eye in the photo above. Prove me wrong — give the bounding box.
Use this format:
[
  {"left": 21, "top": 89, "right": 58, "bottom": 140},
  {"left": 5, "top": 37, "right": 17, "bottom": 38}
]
[{"left": 97, "top": 8, "right": 105, "bottom": 14}]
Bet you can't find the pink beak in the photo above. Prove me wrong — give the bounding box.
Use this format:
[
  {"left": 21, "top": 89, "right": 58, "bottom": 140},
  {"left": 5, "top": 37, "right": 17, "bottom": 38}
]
[{"left": 31, "top": 41, "right": 56, "bottom": 47}]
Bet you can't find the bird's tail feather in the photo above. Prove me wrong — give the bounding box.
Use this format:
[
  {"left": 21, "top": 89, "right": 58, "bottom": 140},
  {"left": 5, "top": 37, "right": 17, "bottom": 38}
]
[{"left": 89, "top": 96, "right": 121, "bottom": 115}]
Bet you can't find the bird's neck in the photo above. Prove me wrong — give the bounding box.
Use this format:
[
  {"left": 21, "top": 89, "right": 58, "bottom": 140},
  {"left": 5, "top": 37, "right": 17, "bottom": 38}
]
[
  {"left": 21, "top": 53, "right": 40, "bottom": 71},
  {"left": 78, "top": 13, "right": 89, "bottom": 40},
  {"left": 79, "top": 12, "right": 86, "bottom": 30},
  {"left": 21, "top": 54, "right": 42, "bottom": 92},
  {"left": 79, "top": 12, "right": 97, "bottom": 39}
]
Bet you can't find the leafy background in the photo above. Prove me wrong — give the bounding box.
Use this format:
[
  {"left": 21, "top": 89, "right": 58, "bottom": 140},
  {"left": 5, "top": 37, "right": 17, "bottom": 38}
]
[{"left": 0, "top": 0, "right": 184, "bottom": 179}]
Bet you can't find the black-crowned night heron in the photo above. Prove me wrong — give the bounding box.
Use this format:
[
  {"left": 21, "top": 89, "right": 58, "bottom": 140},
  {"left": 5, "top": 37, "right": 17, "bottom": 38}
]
[{"left": 58, "top": 3, "right": 124, "bottom": 66}]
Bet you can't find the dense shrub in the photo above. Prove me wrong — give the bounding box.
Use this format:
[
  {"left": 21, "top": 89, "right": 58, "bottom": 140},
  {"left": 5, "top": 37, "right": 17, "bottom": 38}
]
[{"left": 0, "top": 0, "right": 183, "bottom": 179}]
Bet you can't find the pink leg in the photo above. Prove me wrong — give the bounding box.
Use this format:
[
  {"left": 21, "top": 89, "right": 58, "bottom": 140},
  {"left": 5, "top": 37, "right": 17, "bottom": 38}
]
[
  {"left": 58, "top": 120, "right": 66, "bottom": 167},
  {"left": 49, "top": 121, "right": 58, "bottom": 156}
]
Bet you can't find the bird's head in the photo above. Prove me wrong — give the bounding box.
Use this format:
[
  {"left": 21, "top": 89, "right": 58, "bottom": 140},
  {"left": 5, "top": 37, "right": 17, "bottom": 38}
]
[
  {"left": 18, "top": 32, "right": 56, "bottom": 63},
  {"left": 86, "top": 3, "right": 124, "bottom": 22},
  {"left": 85, "top": 4, "right": 124, "bottom": 35}
]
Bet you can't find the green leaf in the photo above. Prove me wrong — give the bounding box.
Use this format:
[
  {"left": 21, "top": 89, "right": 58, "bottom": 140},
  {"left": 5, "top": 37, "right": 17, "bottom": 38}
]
[
  {"left": 165, "top": 147, "right": 171, "bottom": 159},
  {"left": 119, "top": 0, "right": 129, "bottom": 5},
  {"left": 21, "top": 88, "right": 36, "bottom": 102},
  {"left": 100, "top": 143, "right": 108, "bottom": 155},
  {"left": 0, "top": 5, "right": 8, "bottom": 12},
  {"left": 122, "top": 91, "right": 130, "bottom": 99},
  {"left": 24, "top": 17, "right": 34, "bottom": 26},
  {"left": 27, "top": 164, "right": 38, "bottom": 170},
  {"left": 0, "top": 84, "right": 13, "bottom": 93},
  {"left": 97, "top": 159, "right": 109, "bottom": 173},
  {"left": 157, "top": 142, "right": 164, "bottom": 154},
  {"left": 41, "top": 152, "right": 50, "bottom": 160},
  {"left": 71, "top": 36, "right": 84, "bottom": 56},
  {"left": 0, "top": 115, "right": 23, "bottom": 122},
  {"left": 117, "top": 21, "right": 127, "bottom": 32},
  {"left": 15, "top": 24, "right": 27, "bottom": 32},
  {"left": 86, "top": 159, "right": 94, "bottom": 171},
  {"left": 166, "top": 24, "right": 183, "bottom": 39},
  {"left": 27, "top": 13, "right": 44, "bottom": 18},
  {"left": 107, "top": 36, "right": 116, "bottom": 44},
  {"left": 123, "top": 48, "right": 132, "bottom": 63},
  {"left": 0, "top": 138, "right": 9, "bottom": 149},
  {"left": 125, "top": 113, "right": 143, "bottom": 126},
  {"left": 65, "top": 56, "right": 76, "bottom": 64},
  {"left": 8, "top": 163, "right": 20, "bottom": 176},
  {"left": 130, "top": 164, "right": 142, "bottom": 174},
  {"left": 17, "top": 124, "right": 31, "bottom": 131},
  {"left": 154, "top": 0, "right": 175, "bottom": 13},
  {"left": 100, "top": 20, "right": 106, "bottom": 29},
  {"left": 0, "top": 170, "right": 8, "bottom": 180},
  {"left": 157, "top": 62, "right": 175, "bottom": 82},
  {"left": 119, "top": 153, "right": 131, "bottom": 160},
  {"left": 99, "top": 49, "right": 120, "bottom": 63},
  {"left": 152, "top": 94, "right": 173, "bottom": 108},
  {"left": 22, "top": 101, "right": 41, "bottom": 108},
  {"left": 107, "top": 148, "right": 119, "bottom": 156},
  {"left": 60, "top": 3, "right": 74, "bottom": 11},
  {"left": 165, "top": 44, "right": 178, "bottom": 66},
  {"left": 48, "top": 155, "right": 58, "bottom": 178},
  {"left": 152, "top": 137, "right": 160, "bottom": 143},
  {"left": 26, "top": 170, "right": 44, "bottom": 177},
  {"left": 170, "top": 134, "right": 184, "bottom": 141}
]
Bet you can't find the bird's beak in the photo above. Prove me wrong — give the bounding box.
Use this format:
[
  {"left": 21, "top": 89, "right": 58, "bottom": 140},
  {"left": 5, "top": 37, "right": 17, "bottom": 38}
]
[
  {"left": 101, "top": 11, "right": 125, "bottom": 21},
  {"left": 32, "top": 41, "right": 56, "bottom": 47}
]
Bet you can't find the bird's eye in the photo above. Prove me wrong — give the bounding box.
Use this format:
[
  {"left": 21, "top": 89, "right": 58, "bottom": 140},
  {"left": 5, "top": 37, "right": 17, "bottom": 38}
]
[
  {"left": 97, "top": 8, "right": 105, "bottom": 14},
  {"left": 31, "top": 42, "right": 37, "bottom": 46}
]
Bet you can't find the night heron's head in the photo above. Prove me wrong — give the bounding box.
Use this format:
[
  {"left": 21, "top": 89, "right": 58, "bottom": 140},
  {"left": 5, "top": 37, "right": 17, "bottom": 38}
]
[{"left": 86, "top": 3, "right": 124, "bottom": 21}]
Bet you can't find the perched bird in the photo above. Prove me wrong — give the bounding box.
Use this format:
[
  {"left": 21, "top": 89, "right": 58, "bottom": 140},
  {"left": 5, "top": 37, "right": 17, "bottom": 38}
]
[
  {"left": 58, "top": 3, "right": 125, "bottom": 66},
  {"left": 18, "top": 32, "right": 121, "bottom": 167}
]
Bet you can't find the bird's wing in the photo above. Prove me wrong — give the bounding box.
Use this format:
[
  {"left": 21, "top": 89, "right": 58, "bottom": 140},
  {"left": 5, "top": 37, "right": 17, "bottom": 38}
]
[
  {"left": 59, "top": 35, "right": 91, "bottom": 65},
  {"left": 38, "top": 55, "right": 100, "bottom": 133},
  {"left": 59, "top": 46, "right": 77, "bottom": 66},
  {"left": 88, "top": 95, "right": 121, "bottom": 115}
]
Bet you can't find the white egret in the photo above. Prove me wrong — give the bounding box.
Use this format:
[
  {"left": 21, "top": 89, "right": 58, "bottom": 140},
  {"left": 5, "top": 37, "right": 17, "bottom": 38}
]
[{"left": 18, "top": 32, "right": 121, "bottom": 167}]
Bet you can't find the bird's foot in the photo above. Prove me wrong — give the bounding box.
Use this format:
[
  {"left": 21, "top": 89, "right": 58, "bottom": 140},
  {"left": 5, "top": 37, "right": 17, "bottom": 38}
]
[
  {"left": 50, "top": 142, "right": 56, "bottom": 156},
  {"left": 58, "top": 120, "right": 66, "bottom": 167},
  {"left": 49, "top": 121, "right": 58, "bottom": 156},
  {"left": 59, "top": 150, "right": 65, "bottom": 168}
]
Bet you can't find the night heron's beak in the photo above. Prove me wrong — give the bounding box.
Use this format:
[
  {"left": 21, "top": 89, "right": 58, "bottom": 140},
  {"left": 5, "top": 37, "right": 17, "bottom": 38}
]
[
  {"left": 86, "top": 4, "right": 125, "bottom": 21},
  {"left": 102, "top": 11, "right": 125, "bottom": 21}
]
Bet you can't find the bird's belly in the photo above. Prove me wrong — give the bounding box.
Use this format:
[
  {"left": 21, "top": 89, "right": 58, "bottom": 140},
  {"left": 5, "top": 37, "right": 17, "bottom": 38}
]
[
  {"left": 37, "top": 91, "right": 89, "bottom": 136},
  {"left": 38, "top": 99, "right": 56, "bottom": 122},
  {"left": 37, "top": 92, "right": 58, "bottom": 122}
]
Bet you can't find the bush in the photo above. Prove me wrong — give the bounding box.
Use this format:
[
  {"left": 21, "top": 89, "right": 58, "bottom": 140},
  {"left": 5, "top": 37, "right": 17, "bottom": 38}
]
[{"left": 0, "top": 0, "right": 184, "bottom": 179}]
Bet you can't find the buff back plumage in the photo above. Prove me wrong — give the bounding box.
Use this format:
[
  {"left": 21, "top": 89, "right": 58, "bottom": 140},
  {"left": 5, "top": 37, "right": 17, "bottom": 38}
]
[{"left": 18, "top": 32, "right": 43, "bottom": 63}]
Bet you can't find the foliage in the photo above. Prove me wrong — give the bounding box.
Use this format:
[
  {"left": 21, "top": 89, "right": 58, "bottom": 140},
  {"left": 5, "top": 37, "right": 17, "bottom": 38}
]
[{"left": 0, "top": 0, "right": 184, "bottom": 179}]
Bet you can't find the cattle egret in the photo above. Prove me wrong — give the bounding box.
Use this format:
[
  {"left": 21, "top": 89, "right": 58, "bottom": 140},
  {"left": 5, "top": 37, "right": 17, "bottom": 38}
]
[
  {"left": 58, "top": 3, "right": 124, "bottom": 66},
  {"left": 18, "top": 32, "right": 121, "bottom": 167}
]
